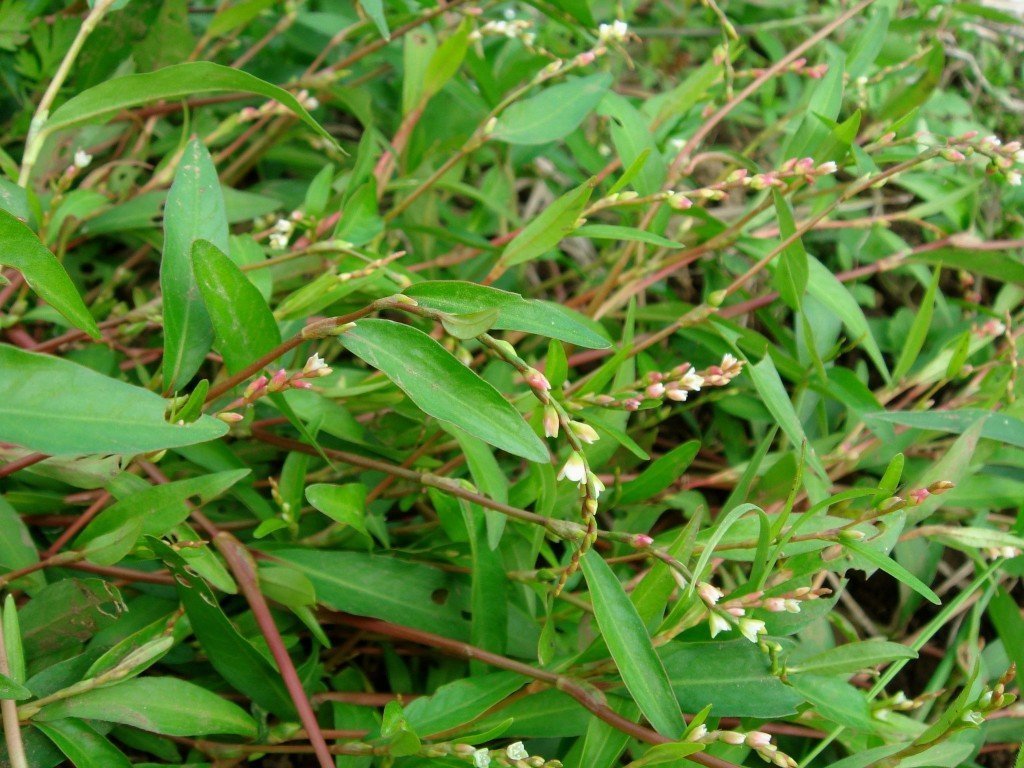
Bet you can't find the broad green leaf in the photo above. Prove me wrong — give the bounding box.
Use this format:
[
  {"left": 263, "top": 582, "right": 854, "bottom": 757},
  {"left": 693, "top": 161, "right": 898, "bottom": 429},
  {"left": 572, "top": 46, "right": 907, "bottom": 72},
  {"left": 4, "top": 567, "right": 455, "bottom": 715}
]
[
  {"left": 266, "top": 548, "right": 470, "bottom": 639},
  {"left": 0, "top": 209, "right": 99, "bottom": 338},
  {"left": 580, "top": 552, "right": 683, "bottom": 738},
  {"left": 404, "top": 672, "right": 525, "bottom": 737},
  {"left": 19, "top": 579, "right": 123, "bottom": 659},
  {"left": 306, "top": 483, "right": 369, "bottom": 535},
  {"left": 576, "top": 225, "right": 682, "bottom": 249},
  {"left": 913, "top": 246, "right": 1024, "bottom": 285},
  {"left": 362, "top": 0, "right": 389, "bottom": 39},
  {"left": 661, "top": 640, "right": 805, "bottom": 717},
  {"left": 162, "top": 140, "right": 228, "bottom": 392},
  {"left": 75, "top": 470, "right": 249, "bottom": 563},
  {"left": 342, "top": 319, "right": 548, "bottom": 462},
  {"left": 404, "top": 280, "right": 610, "bottom": 348},
  {"left": 381, "top": 700, "right": 419, "bottom": 756},
  {"left": 843, "top": 538, "right": 940, "bottom": 605},
  {"left": 193, "top": 239, "right": 281, "bottom": 375},
  {"left": 865, "top": 409, "right": 1024, "bottom": 449},
  {"left": 600, "top": 93, "right": 666, "bottom": 195},
  {"left": 788, "top": 640, "right": 917, "bottom": 676},
  {"left": 0, "top": 345, "right": 226, "bottom": 455},
  {"left": 148, "top": 538, "right": 296, "bottom": 718},
  {"left": 498, "top": 179, "right": 595, "bottom": 268},
  {"left": 492, "top": 74, "right": 612, "bottom": 145},
  {"left": 807, "top": 256, "right": 889, "bottom": 380},
  {"left": 42, "top": 61, "right": 332, "bottom": 144},
  {"left": 618, "top": 440, "right": 699, "bottom": 505},
  {"left": 36, "top": 677, "right": 258, "bottom": 737},
  {"left": 0, "top": 497, "right": 44, "bottom": 590},
  {"left": 1, "top": 596, "right": 24, "bottom": 684},
  {"left": 440, "top": 308, "right": 500, "bottom": 340},
  {"left": 35, "top": 719, "right": 132, "bottom": 768}
]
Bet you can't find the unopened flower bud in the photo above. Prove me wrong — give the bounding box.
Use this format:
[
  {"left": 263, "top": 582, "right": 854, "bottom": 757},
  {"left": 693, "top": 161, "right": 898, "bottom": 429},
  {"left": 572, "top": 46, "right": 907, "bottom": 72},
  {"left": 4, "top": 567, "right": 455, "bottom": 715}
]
[
  {"left": 217, "top": 411, "right": 245, "bottom": 423},
  {"left": 631, "top": 533, "right": 654, "bottom": 548},
  {"left": 543, "top": 405, "right": 560, "bottom": 437},
  {"left": 569, "top": 420, "right": 599, "bottom": 444}
]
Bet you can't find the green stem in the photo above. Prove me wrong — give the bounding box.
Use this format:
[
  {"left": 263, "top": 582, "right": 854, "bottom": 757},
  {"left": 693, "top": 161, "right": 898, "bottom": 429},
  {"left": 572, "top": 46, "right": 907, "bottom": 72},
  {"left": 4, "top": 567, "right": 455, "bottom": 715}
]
[{"left": 0, "top": 610, "right": 27, "bottom": 768}]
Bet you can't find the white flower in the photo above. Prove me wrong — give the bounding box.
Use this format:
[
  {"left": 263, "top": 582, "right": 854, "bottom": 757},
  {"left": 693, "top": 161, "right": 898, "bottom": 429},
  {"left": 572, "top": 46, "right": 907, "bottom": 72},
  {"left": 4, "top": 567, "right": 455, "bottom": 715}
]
[
  {"left": 302, "top": 353, "right": 331, "bottom": 376},
  {"left": 816, "top": 161, "right": 838, "bottom": 175},
  {"left": 506, "top": 742, "right": 529, "bottom": 761},
  {"left": 473, "top": 748, "right": 491, "bottom": 768},
  {"left": 74, "top": 149, "right": 93, "bottom": 169},
  {"left": 558, "top": 452, "right": 586, "bottom": 484},
  {"left": 665, "top": 386, "right": 689, "bottom": 402},
  {"left": 269, "top": 232, "right": 289, "bottom": 250},
  {"left": 587, "top": 473, "right": 605, "bottom": 499},
  {"left": 708, "top": 613, "right": 730, "bottom": 638},
  {"left": 274, "top": 218, "right": 295, "bottom": 235},
  {"left": 783, "top": 599, "right": 801, "bottom": 613},
  {"left": 598, "top": 19, "right": 629, "bottom": 43},
  {"left": 543, "top": 405, "right": 560, "bottom": 438},
  {"left": 738, "top": 618, "right": 766, "bottom": 643},
  {"left": 1007, "top": 170, "right": 1022, "bottom": 186},
  {"left": 687, "top": 723, "right": 709, "bottom": 742},
  {"left": 569, "top": 421, "right": 599, "bottom": 444},
  {"left": 745, "top": 731, "right": 772, "bottom": 749},
  {"left": 697, "top": 582, "right": 723, "bottom": 605},
  {"left": 678, "top": 370, "right": 704, "bottom": 392},
  {"left": 719, "top": 731, "right": 745, "bottom": 745}
]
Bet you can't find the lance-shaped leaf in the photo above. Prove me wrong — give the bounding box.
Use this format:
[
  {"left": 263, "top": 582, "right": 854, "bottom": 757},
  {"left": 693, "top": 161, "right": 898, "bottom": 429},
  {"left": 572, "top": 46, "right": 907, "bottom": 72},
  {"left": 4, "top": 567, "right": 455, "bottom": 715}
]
[
  {"left": 162, "top": 140, "right": 229, "bottom": 392},
  {"left": 0, "top": 209, "right": 99, "bottom": 338},
  {"left": 0, "top": 344, "right": 226, "bottom": 455},
  {"left": 342, "top": 319, "right": 548, "bottom": 462}
]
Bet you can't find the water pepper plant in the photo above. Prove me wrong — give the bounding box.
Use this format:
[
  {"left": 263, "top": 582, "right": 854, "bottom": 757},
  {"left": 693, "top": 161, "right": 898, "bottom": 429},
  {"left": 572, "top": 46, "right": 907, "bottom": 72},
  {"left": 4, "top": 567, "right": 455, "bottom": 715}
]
[{"left": 0, "top": 1, "right": 1022, "bottom": 768}]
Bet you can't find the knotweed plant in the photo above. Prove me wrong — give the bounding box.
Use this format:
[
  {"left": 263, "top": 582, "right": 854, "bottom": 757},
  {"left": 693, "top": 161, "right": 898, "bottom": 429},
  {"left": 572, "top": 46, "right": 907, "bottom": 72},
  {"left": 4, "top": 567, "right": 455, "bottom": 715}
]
[{"left": 0, "top": 2, "right": 1021, "bottom": 768}]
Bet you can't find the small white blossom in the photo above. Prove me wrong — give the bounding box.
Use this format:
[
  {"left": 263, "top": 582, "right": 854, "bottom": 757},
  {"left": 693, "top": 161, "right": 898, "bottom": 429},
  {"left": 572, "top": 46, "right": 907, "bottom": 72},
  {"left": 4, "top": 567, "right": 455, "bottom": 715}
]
[
  {"left": 302, "top": 353, "right": 331, "bottom": 376},
  {"left": 274, "top": 218, "right": 295, "bottom": 235},
  {"left": 678, "top": 370, "right": 704, "bottom": 392},
  {"left": 738, "top": 618, "right": 766, "bottom": 643},
  {"left": 697, "top": 582, "right": 723, "bottom": 605},
  {"left": 74, "top": 149, "right": 93, "bottom": 169},
  {"left": 587, "top": 473, "right": 606, "bottom": 499},
  {"left": 688, "top": 723, "right": 709, "bottom": 742},
  {"left": 1007, "top": 170, "right": 1022, "bottom": 186},
  {"left": 665, "top": 386, "right": 689, "bottom": 402},
  {"left": 597, "top": 19, "right": 629, "bottom": 43},
  {"left": 506, "top": 742, "right": 529, "bottom": 761},
  {"left": 473, "top": 748, "right": 491, "bottom": 768},
  {"left": 708, "top": 613, "right": 731, "bottom": 638},
  {"left": 558, "top": 452, "right": 587, "bottom": 484},
  {"left": 746, "top": 731, "right": 772, "bottom": 749},
  {"left": 269, "top": 232, "right": 290, "bottom": 250},
  {"left": 569, "top": 421, "right": 600, "bottom": 444},
  {"left": 543, "top": 405, "right": 560, "bottom": 438}
]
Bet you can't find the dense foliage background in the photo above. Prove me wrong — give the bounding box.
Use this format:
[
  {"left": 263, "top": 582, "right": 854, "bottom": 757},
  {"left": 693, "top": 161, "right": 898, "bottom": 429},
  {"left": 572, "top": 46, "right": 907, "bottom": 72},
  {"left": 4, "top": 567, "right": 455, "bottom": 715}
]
[{"left": 0, "top": 1, "right": 1023, "bottom": 767}]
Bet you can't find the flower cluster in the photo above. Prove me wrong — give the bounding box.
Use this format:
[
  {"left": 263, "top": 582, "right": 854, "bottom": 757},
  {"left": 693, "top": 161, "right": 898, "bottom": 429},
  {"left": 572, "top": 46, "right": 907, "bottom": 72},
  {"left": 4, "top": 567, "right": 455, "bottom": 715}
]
[
  {"left": 470, "top": 18, "right": 536, "bottom": 46},
  {"left": 577, "top": 354, "right": 743, "bottom": 411},
  {"left": 689, "top": 726, "right": 797, "bottom": 767},
  {"left": 216, "top": 354, "right": 331, "bottom": 423},
  {"left": 449, "top": 741, "right": 561, "bottom": 768},
  {"left": 597, "top": 19, "right": 629, "bottom": 44},
  {"left": 692, "top": 578, "right": 830, "bottom": 643}
]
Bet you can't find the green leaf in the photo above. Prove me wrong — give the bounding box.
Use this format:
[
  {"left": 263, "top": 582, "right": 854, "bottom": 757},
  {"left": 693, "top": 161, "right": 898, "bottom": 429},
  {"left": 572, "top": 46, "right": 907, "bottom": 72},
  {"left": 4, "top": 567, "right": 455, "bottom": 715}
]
[
  {"left": 618, "top": 440, "right": 699, "bottom": 505},
  {"left": 661, "top": 640, "right": 805, "bottom": 717},
  {"left": 912, "top": 246, "right": 1024, "bottom": 285},
  {"left": 576, "top": 225, "right": 682, "bottom": 249},
  {"left": 440, "top": 308, "right": 500, "bottom": 340},
  {"left": 404, "top": 672, "right": 525, "bottom": 737},
  {"left": 865, "top": 409, "right": 1024, "bottom": 449},
  {"left": 424, "top": 19, "right": 470, "bottom": 98},
  {"left": 499, "top": 179, "right": 595, "bottom": 268},
  {"left": 0, "top": 209, "right": 99, "bottom": 338},
  {"left": 162, "top": 140, "right": 229, "bottom": 392},
  {"left": 35, "top": 719, "right": 132, "bottom": 768},
  {"left": 788, "top": 640, "right": 917, "bottom": 675},
  {"left": 306, "top": 483, "right": 369, "bottom": 535},
  {"left": 492, "top": 74, "right": 612, "bottom": 145},
  {"left": 193, "top": 239, "right": 281, "bottom": 374},
  {"left": 0, "top": 497, "right": 44, "bottom": 590},
  {"left": 892, "top": 268, "right": 939, "bottom": 380},
  {"left": 75, "top": 470, "right": 249, "bottom": 564},
  {"left": 806, "top": 256, "right": 889, "bottom": 380},
  {"left": 381, "top": 700, "right": 419, "bottom": 756},
  {"left": 148, "top": 538, "right": 296, "bottom": 718},
  {"left": 0, "top": 344, "right": 226, "bottom": 455},
  {"left": 580, "top": 552, "right": 684, "bottom": 738},
  {"left": 42, "top": 61, "right": 332, "bottom": 145},
  {"left": 771, "top": 190, "right": 808, "bottom": 311},
  {"left": 36, "top": 677, "right": 258, "bottom": 737},
  {"left": 0, "top": 671, "right": 31, "bottom": 700},
  {"left": 626, "top": 743, "right": 704, "bottom": 768},
  {"left": 1, "top": 595, "right": 24, "bottom": 685},
  {"left": 265, "top": 548, "right": 470, "bottom": 639},
  {"left": 843, "top": 538, "right": 940, "bottom": 605},
  {"left": 361, "top": 0, "right": 389, "bottom": 39},
  {"left": 342, "top": 319, "right": 548, "bottom": 462},
  {"left": 405, "top": 280, "right": 610, "bottom": 348},
  {"left": 744, "top": 355, "right": 827, "bottom": 480}
]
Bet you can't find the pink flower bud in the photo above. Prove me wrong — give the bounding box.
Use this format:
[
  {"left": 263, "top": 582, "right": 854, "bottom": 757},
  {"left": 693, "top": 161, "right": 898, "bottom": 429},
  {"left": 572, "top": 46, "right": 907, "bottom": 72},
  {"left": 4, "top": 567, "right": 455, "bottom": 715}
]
[
  {"left": 909, "top": 488, "right": 930, "bottom": 505},
  {"left": 746, "top": 731, "right": 772, "bottom": 749},
  {"left": 292, "top": 380, "right": 313, "bottom": 389},
  {"left": 244, "top": 375, "right": 268, "bottom": 401},
  {"left": 216, "top": 411, "right": 244, "bottom": 423},
  {"left": 631, "top": 534, "right": 654, "bottom": 548},
  {"left": 646, "top": 383, "right": 666, "bottom": 398},
  {"left": 623, "top": 398, "right": 641, "bottom": 411},
  {"left": 576, "top": 50, "right": 597, "bottom": 66},
  {"left": 525, "top": 368, "right": 551, "bottom": 392},
  {"left": 543, "top": 404, "right": 560, "bottom": 438}
]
